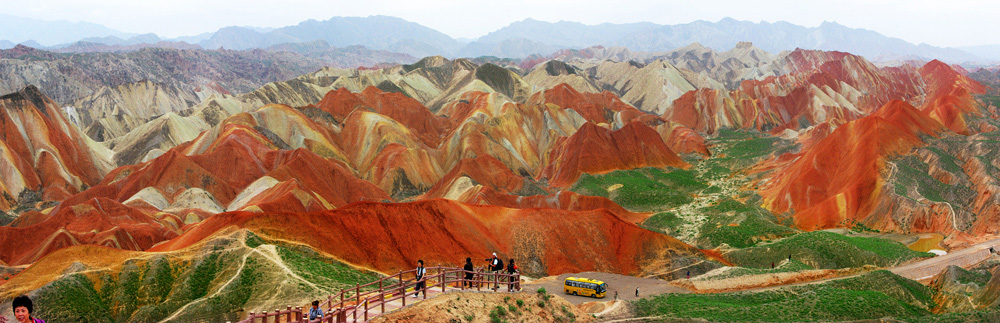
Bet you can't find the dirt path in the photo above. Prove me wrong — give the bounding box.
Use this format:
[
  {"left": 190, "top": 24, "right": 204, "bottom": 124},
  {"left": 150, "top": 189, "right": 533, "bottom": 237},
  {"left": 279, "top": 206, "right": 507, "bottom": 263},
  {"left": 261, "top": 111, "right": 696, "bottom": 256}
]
[
  {"left": 158, "top": 233, "right": 326, "bottom": 323},
  {"left": 742, "top": 237, "right": 1000, "bottom": 293},
  {"left": 891, "top": 237, "right": 1000, "bottom": 281},
  {"left": 523, "top": 272, "right": 690, "bottom": 305}
]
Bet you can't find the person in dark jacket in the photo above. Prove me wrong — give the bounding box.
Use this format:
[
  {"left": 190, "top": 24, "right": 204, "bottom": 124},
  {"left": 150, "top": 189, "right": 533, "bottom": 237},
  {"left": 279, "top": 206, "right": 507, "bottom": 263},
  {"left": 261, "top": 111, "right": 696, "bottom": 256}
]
[
  {"left": 12, "top": 295, "right": 44, "bottom": 323},
  {"left": 506, "top": 259, "right": 519, "bottom": 292},
  {"left": 413, "top": 260, "right": 427, "bottom": 298},
  {"left": 463, "top": 257, "right": 475, "bottom": 288}
]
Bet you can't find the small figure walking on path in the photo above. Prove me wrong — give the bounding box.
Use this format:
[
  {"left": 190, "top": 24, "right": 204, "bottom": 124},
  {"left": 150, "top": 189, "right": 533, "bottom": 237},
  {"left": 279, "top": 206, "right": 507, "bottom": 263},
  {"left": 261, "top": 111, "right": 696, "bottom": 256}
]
[
  {"left": 635, "top": 287, "right": 639, "bottom": 297},
  {"left": 771, "top": 262, "right": 775, "bottom": 269},
  {"left": 615, "top": 291, "right": 618, "bottom": 301},
  {"left": 789, "top": 254, "right": 792, "bottom": 261},
  {"left": 686, "top": 270, "right": 690, "bottom": 279}
]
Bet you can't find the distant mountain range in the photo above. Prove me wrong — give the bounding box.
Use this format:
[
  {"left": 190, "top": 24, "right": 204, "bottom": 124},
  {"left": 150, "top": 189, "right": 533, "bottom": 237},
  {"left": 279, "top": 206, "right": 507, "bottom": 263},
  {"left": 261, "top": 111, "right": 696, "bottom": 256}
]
[
  {"left": 0, "top": 14, "right": 134, "bottom": 45},
  {"left": 1, "top": 15, "right": 998, "bottom": 64}
]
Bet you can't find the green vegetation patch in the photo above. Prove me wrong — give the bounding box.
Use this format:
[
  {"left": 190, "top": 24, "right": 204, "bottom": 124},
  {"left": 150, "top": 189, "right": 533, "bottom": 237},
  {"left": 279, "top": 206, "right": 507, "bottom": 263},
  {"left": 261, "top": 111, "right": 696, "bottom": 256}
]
[
  {"left": 911, "top": 309, "right": 1000, "bottom": 323},
  {"left": 891, "top": 154, "right": 974, "bottom": 204},
  {"left": 570, "top": 168, "right": 709, "bottom": 211},
  {"left": 641, "top": 212, "right": 684, "bottom": 232},
  {"left": 699, "top": 260, "right": 814, "bottom": 281},
  {"left": 704, "top": 128, "right": 799, "bottom": 170},
  {"left": 695, "top": 198, "right": 799, "bottom": 249},
  {"left": 725, "top": 231, "right": 933, "bottom": 269},
  {"left": 34, "top": 273, "right": 115, "bottom": 322},
  {"left": 635, "top": 270, "right": 932, "bottom": 322},
  {"left": 276, "top": 245, "right": 381, "bottom": 291}
]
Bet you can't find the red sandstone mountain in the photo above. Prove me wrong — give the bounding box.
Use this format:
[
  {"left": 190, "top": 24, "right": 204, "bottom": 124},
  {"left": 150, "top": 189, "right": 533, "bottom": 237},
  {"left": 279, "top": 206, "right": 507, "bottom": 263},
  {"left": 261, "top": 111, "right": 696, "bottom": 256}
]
[
  {"left": 150, "top": 199, "right": 715, "bottom": 277},
  {"left": 65, "top": 107, "right": 388, "bottom": 214},
  {"left": 542, "top": 121, "right": 688, "bottom": 187},
  {"left": 0, "top": 197, "right": 178, "bottom": 265},
  {"left": 664, "top": 49, "right": 925, "bottom": 134},
  {"left": 759, "top": 60, "right": 986, "bottom": 233}
]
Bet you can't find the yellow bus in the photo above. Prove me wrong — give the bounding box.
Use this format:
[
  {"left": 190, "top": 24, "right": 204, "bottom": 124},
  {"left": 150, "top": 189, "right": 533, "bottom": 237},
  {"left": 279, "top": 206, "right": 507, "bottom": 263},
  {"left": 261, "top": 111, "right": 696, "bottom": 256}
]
[{"left": 564, "top": 277, "right": 607, "bottom": 298}]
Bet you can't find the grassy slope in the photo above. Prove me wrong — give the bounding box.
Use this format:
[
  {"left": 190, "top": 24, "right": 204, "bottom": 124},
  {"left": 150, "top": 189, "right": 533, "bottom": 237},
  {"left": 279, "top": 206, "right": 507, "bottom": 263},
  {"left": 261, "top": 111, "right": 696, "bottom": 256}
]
[
  {"left": 725, "top": 231, "right": 933, "bottom": 269},
  {"left": 570, "top": 168, "right": 707, "bottom": 211},
  {"left": 30, "top": 231, "right": 383, "bottom": 323},
  {"left": 635, "top": 270, "right": 934, "bottom": 322}
]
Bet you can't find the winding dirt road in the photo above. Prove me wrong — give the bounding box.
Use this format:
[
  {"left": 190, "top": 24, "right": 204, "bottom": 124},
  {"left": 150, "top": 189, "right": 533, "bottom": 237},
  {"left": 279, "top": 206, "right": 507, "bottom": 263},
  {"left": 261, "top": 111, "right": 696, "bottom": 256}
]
[{"left": 890, "top": 238, "right": 1000, "bottom": 281}]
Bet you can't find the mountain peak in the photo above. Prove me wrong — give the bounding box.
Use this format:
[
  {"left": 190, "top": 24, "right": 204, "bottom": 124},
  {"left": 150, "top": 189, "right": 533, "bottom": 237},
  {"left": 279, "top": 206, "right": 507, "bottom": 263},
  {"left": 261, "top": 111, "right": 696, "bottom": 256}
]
[{"left": 819, "top": 21, "right": 847, "bottom": 29}]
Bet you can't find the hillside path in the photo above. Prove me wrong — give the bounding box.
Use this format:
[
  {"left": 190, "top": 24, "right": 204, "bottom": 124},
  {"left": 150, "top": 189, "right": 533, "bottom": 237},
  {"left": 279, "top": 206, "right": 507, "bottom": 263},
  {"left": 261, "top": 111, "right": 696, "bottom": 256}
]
[{"left": 891, "top": 238, "right": 1000, "bottom": 281}]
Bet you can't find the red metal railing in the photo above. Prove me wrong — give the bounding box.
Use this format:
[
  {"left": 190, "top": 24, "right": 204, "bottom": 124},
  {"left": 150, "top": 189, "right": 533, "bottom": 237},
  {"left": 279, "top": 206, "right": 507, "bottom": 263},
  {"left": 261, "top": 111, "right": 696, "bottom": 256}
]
[{"left": 231, "top": 266, "right": 520, "bottom": 323}]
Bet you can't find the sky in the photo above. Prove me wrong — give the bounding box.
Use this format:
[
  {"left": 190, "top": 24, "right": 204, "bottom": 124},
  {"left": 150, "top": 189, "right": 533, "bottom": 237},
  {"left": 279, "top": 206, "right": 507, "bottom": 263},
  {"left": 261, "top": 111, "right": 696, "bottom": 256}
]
[{"left": 2, "top": 0, "right": 998, "bottom": 47}]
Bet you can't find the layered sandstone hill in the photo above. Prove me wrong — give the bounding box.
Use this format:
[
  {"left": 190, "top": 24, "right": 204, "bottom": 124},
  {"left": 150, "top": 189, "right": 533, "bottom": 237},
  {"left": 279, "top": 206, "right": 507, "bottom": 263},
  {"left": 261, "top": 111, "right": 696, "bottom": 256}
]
[
  {"left": 0, "top": 45, "right": 327, "bottom": 119},
  {"left": 68, "top": 105, "right": 388, "bottom": 215},
  {"left": 0, "top": 197, "right": 178, "bottom": 266},
  {"left": 1, "top": 44, "right": 999, "bottom": 323},
  {"left": 664, "top": 50, "right": 927, "bottom": 134},
  {"left": 151, "top": 199, "right": 719, "bottom": 277},
  {"left": 0, "top": 86, "right": 114, "bottom": 211},
  {"left": 758, "top": 60, "right": 988, "bottom": 239},
  {"left": 93, "top": 44, "right": 832, "bottom": 168}
]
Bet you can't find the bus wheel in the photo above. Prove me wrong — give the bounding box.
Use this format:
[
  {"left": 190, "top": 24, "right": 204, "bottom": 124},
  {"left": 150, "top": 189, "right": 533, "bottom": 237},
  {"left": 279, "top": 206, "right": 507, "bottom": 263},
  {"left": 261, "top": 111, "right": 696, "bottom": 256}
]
[{"left": 572, "top": 291, "right": 577, "bottom": 296}]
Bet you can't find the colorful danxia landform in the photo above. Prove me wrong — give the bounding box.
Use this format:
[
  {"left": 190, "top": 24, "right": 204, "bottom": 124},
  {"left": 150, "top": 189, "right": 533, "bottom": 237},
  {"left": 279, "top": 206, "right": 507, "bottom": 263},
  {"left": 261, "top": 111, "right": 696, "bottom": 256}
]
[{"left": 1, "top": 41, "right": 999, "bottom": 323}]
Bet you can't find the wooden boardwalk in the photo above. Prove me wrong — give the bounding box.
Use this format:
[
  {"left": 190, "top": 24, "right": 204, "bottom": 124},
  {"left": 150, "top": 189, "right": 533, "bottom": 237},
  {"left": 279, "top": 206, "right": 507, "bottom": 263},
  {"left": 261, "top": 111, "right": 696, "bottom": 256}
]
[{"left": 233, "top": 266, "right": 520, "bottom": 323}]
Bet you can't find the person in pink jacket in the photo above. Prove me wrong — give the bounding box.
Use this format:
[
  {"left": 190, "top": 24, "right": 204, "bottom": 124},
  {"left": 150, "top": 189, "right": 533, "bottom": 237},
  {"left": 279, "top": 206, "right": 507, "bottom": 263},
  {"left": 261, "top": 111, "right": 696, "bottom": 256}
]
[{"left": 12, "top": 295, "right": 45, "bottom": 323}]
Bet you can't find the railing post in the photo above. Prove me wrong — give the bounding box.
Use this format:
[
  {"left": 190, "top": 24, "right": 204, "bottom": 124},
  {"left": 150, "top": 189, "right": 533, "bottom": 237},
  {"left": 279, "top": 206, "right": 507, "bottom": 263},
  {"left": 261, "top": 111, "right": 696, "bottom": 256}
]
[
  {"left": 286, "top": 305, "right": 292, "bottom": 322},
  {"left": 295, "top": 307, "right": 302, "bottom": 323},
  {"left": 354, "top": 283, "right": 360, "bottom": 322},
  {"left": 364, "top": 295, "right": 369, "bottom": 321},
  {"left": 399, "top": 270, "right": 406, "bottom": 307},
  {"left": 440, "top": 267, "right": 445, "bottom": 293},
  {"left": 477, "top": 268, "right": 481, "bottom": 291},
  {"left": 248, "top": 312, "right": 255, "bottom": 323},
  {"left": 261, "top": 311, "right": 268, "bottom": 323},
  {"left": 380, "top": 278, "right": 385, "bottom": 313},
  {"left": 328, "top": 294, "right": 333, "bottom": 313}
]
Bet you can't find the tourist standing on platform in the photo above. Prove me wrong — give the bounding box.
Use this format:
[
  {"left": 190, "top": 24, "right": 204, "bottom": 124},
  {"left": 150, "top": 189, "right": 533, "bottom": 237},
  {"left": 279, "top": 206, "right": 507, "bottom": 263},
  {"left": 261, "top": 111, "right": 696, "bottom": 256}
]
[
  {"left": 506, "top": 258, "right": 519, "bottom": 292},
  {"left": 463, "top": 257, "right": 475, "bottom": 288},
  {"left": 486, "top": 253, "right": 503, "bottom": 290},
  {"left": 307, "top": 300, "right": 323, "bottom": 321},
  {"left": 413, "top": 260, "right": 427, "bottom": 298}
]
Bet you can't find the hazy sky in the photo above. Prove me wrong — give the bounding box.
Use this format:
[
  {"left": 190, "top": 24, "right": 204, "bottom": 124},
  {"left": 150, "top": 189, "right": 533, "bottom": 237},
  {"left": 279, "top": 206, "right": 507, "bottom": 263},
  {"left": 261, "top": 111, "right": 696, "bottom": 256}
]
[{"left": 4, "top": 0, "right": 998, "bottom": 47}]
